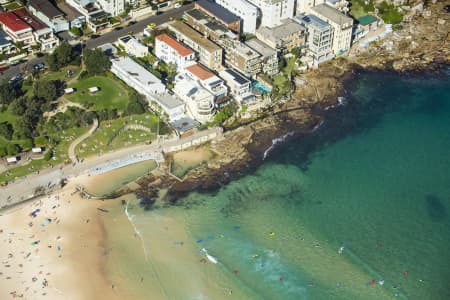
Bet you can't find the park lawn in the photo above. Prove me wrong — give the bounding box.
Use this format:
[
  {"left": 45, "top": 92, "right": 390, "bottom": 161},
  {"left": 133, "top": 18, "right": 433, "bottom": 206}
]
[
  {"left": 0, "top": 126, "right": 88, "bottom": 183},
  {"left": 66, "top": 74, "right": 129, "bottom": 112},
  {"left": 76, "top": 113, "right": 160, "bottom": 158},
  {"left": 284, "top": 57, "right": 296, "bottom": 76},
  {"left": 43, "top": 66, "right": 81, "bottom": 82}
]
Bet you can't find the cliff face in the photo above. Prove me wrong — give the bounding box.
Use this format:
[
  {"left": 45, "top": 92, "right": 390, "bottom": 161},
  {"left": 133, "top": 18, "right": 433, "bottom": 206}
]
[{"left": 137, "top": 1, "right": 449, "bottom": 204}]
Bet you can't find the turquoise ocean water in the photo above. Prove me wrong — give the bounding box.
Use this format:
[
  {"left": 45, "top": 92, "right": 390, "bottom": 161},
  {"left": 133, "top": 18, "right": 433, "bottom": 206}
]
[{"left": 114, "top": 70, "right": 450, "bottom": 299}]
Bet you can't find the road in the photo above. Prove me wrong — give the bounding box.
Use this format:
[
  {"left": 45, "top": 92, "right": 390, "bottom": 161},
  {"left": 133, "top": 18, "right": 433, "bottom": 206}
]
[
  {"left": 0, "top": 127, "right": 222, "bottom": 209},
  {"left": 0, "top": 3, "right": 193, "bottom": 80}
]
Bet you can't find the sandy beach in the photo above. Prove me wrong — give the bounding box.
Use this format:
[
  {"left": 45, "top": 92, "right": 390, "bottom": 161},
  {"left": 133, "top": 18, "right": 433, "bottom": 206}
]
[{"left": 0, "top": 176, "right": 121, "bottom": 300}]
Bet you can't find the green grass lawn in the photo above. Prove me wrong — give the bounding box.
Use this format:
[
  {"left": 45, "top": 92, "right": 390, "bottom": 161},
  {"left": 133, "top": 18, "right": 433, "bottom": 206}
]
[
  {"left": 66, "top": 74, "right": 129, "bottom": 112},
  {"left": 350, "top": 0, "right": 375, "bottom": 19},
  {"left": 0, "top": 126, "right": 88, "bottom": 183},
  {"left": 75, "top": 113, "right": 160, "bottom": 158},
  {"left": 0, "top": 111, "right": 32, "bottom": 150},
  {"left": 43, "top": 66, "right": 81, "bottom": 82}
]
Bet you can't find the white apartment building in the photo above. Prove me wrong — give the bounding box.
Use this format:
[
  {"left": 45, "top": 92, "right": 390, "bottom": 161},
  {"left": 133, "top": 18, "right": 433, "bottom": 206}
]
[
  {"left": 246, "top": 0, "right": 295, "bottom": 28},
  {"left": 174, "top": 73, "right": 215, "bottom": 123},
  {"left": 110, "top": 56, "right": 185, "bottom": 120},
  {"left": 117, "top": 35, "right": 148, "bottom": 57},
  {"left": 219, "top": 69, "right": 255, "bottom": 104},
  {"left": 155, "top": 33, "right": 196, "bottom": 71},
  {"left": 96, "top": 0, "right": 124, "bottom": 16},
  {"left": 310, "top": 4, "right": 353, "bottom": 54},
  {"left": 296, "top": 0, "right": 349, "bottom": 15},
  {"left": 215, "top": 0, "right": 259, "bottom": 33},
  {"left": 184, "top": 64, "right": 228, "bottom": 99}
]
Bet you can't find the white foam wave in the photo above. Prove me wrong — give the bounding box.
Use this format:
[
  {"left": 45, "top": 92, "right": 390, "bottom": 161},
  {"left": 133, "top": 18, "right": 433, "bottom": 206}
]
[
  {"left": 124, "top": 201, "right": 148, "bottom": 261},
  {"left": 262, "top": 131, "right": 295, "bottom": 160}
]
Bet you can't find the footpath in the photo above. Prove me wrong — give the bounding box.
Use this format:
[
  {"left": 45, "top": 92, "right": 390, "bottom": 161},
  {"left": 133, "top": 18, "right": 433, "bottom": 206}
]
[{"left": 0, "top": 127, "right": 222, "bottom": 209}]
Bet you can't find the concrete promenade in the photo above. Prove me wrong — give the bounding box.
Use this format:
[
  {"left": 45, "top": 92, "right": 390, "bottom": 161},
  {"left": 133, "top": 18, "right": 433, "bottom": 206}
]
[{"left": 0, "top": 127, "right": 222, "bottom": 209}]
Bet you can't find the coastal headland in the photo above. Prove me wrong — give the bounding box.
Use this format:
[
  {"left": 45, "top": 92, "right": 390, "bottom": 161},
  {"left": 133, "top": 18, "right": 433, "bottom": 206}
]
[{"left": 0, "top": 1, "right": 449, "bottom": 299}]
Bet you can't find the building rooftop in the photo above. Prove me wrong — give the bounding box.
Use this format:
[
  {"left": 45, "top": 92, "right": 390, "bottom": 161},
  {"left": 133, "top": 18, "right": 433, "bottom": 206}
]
[
  {"left": 358, "top": 15, "right": 378, "bottom": 26},
  {"left": 0, "top": 12, "right": 30, "bottom": 32},
  {"left": 222, "top": 69, "right": 250, "bottom": 85},
  {"left": 245, "top": 38, "right": 276, "bottom": 58},
  {"left": 296, "top": 14, "right": 331, "bottom": 29},
  {"left": 155, "top": 33, "right": 194, "bottom": 57},
  {"left": 28, "top": 0, "right": 65, "bottom": 19},
  {"left": 111, "top": 56, "right": 165, "bottom": 93},
  {"left": 185, "top": 63, "right": 215, "bottom": 80},
  {"left": 0, "top": 30, "right": 11, "bottom": 46},
  {"left": 257, "top": 19, "right": 305, "bottom": 43},
  {"left": 311, "top": 4, "right": 353, "bottom": 26},
  {"left": 185, "top": 9, "right": 208, "bottom": 22},
  {"left": 196, "top": 0, "right": 240, "bottom": 24},
  {"left": 12, "top": 8, "right": 47, "bottom": 31},
  {"left": 151, "top": 92, "right": 184, "bottom": 109},
  {"left": 169, "top": 21, "right": 221, "bottom": 52}
]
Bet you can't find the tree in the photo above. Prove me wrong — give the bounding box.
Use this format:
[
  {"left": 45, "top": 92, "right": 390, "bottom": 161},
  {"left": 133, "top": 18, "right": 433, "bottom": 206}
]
[
  {"left": 8, "top": 97, "right": 27, "bottom": 116},
  {"left": 0, "top": 79, "right": 18, "bottom": 107},
  {"left": 14, "top": 117, "right": 32, "bottom": 140},
  {"left": 55, "top": 41, "right": 73, "bottom": 67},
  {"left": 6, "top": 143, "right": 19, "bottom": 156},
  {"left": 0, "top": 122, "right": 13, "bottom": 140},
  {"left": 70, "top": 27, "right": 82, "bottom": 37},
  {"left": 46, "top": 53, "right": 58, "bottom": 71},
  {"left": 213, "top": 104, "right": 236, "bottom": 125},
  {"left": 0, "top": 145, "right": 6, "bottom": 157},
  {"left": 83, "top": 49, "right": 110, "bottom": 75},
  {"left": 125, "top": 92, "right": 147, "bottom": 115},
  {"left": 33, "top": 79, "right": 57, "bottom": 101}
]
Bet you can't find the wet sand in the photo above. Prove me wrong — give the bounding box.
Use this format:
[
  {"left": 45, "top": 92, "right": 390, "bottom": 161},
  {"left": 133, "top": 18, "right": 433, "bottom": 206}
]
[{"left": 0, "top": 176, "right": 120, "bottom": 300}]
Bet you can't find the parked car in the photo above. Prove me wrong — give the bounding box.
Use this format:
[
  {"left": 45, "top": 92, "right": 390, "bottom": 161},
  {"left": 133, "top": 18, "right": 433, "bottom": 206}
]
[
  {"left": 33, "top": 63, "right": 45, "bottom": 71},
  {"left": 174, "top": 3, "right": 182, "bottom": 8}
]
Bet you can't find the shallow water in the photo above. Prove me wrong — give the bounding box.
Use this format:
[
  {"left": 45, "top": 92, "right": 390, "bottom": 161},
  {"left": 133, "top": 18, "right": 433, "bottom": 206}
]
[
  {"left": 84, "top": 160, "right": 157, "bottom": 196},
  {"left": 105, "top": 71, "right": 450, "bottom": 299}
]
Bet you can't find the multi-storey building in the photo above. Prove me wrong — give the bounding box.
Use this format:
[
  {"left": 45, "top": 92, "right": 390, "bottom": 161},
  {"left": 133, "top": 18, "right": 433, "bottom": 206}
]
[
  {"left": 310, "top": 4, "right": 353, "bottom": 54},
  {"left": 219, "top": 68, "right": 255, "bottom": 104},
  {"left": 173, "top": 72, "right": 215, "bottom": 123},
  {"left": 195, "top": 0, "right": 241, "bottom": 33},
  {"left": 28, "top": 0, "right": 70, "bottom": 33},
  {"left": 168, "top": 21, "right": 223, "bottom": 70},
  {"left": 0, "top": 12, "right": 34, "bottom": 47},
  {"left": 297, "top": 0, "right": 349, "bottom": 15},
  {"left": 246, "top": 0, "right": 295, "bottom": 28},
  {"left": 184, "top": 9, "right": 232, "bottom": 43},
  {"left": 215, "top": 0, "right": 259, "bottom": 33},
  {"left": 184, "top": 63, "right": 228, "bottom": 99},
  {"left": 117, "top": 35, "right": 148, "bottom": 57},
  {"left": 256, "top": 18, "right": 306, "bottom": 53},
  {"left": 110, "top": 56, "right": 186, "bottom": 120},
  {"left": 245, "top": 38, "right": 278, "bottom": 76},
  {"left": 0, "top": 30, "right": 15, "bottom": 55},
  {"left": 154, "top": 33, "right": 196, "bottom": 70},
  {"left": 218, "top": 37, "right": 261, "bottom": 78},
  {"left": 96, "top": 0, "right": 124, "bottom": 16},
  {"left": 12, "top": 8, "right": 59, "bottom": 52},
  {"left": 295, "top": 14, "right": 334, "bottom": 66}
]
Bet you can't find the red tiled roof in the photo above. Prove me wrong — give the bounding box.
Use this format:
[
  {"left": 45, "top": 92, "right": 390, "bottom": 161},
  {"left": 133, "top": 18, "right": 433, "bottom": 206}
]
[
  {"left": 156, "top": 34, "right": 193, "bottom": 57},
  {"left": 0, "top": 12, "right": 30, "bottom": 32},
  {"left": 12, "top": 8, "right": 47, "bottom": 31},
  {"left": 186, "top": 64, "right": 214, "bottom": 80}
]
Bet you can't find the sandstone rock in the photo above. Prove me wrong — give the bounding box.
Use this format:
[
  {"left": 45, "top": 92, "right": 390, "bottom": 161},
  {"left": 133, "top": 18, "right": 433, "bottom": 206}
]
[{"left": 437, "top": 18, "right": 446, "bottom": 25}]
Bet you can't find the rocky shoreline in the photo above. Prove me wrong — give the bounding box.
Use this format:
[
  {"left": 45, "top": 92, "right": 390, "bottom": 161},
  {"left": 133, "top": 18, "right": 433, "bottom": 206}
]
[{"left": 133, "top": 1, "right": 449, "bottom": 206}]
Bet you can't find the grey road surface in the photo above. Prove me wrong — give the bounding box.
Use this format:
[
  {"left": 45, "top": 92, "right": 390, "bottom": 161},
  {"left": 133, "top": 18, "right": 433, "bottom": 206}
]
[{"left": 0, "top": 3, "right": 193, "bottom": 81}]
